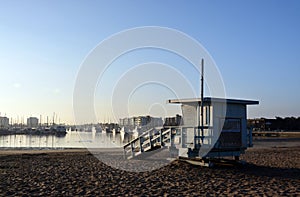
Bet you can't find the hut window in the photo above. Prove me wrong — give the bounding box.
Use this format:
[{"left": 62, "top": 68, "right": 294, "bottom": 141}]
[
  {"left": 222, "top": 118, "right": 241, "bottom": 133},
  {"left": 205, "top": 106, "right": 210, "bottom": 125}
]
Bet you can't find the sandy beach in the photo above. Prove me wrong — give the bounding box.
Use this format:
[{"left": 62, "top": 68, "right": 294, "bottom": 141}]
[{"left": 0, "top": 139, "right": 299, "bottom": 196}]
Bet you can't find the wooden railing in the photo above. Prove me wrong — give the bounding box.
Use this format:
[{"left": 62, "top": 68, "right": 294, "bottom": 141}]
[{"left": 123, "top": 128, "right": 171, "bottom": 159}]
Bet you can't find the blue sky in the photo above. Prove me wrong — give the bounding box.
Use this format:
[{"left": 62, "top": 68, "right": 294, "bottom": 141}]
[{"left": 0, "top": 1, "right": 300, "bottom": 124}]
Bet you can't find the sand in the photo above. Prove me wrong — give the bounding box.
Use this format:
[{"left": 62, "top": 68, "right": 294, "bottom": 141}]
[{"left": 0, "top": 140, "right": 299, "bottom": 196}]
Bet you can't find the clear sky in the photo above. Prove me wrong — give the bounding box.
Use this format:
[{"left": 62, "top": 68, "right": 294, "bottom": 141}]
[{"left": 0, "top": 1, "right": 300, "bottom": 124}]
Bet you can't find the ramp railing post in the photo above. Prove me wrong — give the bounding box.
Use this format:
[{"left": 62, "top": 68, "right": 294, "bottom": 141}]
[
  {"left": 160, "top": 129, "right": 163, "bottom": 147},
  {"left": 123, "top": 146, "right": 126, "bottom": 159},
  {"left": 148, "top": 129, "right": 153, "bottom": 150},
  {"left": 248, "top": 127, "right": 253, "bottom": 147},
  {"left": 139, "top": 136, "right": 143, "bottom": 153},
  {"left": 131, "top": 142, "right": 134, "bottom": 158}
]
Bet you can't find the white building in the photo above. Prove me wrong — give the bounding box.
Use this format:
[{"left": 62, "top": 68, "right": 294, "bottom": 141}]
[
  {"left": 27, "top": 117, "right": 39, "bottom": 128},
  {"left": 119, "top": 116, "right": 163, "bottom": 128},
  {"left": 0, "top": 116, "right": 9, "bottom": 128},
  {"left": 146, "top": 116, "right": 163, "bottom": 128}
]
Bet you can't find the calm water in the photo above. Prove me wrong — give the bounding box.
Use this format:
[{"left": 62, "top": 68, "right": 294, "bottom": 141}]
[{"left": 0, "top": 131, "right": 129, "bottom": 149}]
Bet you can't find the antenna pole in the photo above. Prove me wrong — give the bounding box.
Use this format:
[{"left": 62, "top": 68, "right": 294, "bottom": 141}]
[{"left": 201, "top": 59, "right": 204, "bottom": 144}]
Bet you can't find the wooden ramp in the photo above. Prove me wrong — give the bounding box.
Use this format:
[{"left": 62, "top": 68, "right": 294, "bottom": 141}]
[{"left": 123, "top": 128, "right": 172, "bottom": 159}]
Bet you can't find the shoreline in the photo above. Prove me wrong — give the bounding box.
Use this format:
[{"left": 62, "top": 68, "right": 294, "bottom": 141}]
[
  {"left": 0, "top": 148, "right": 88, "bottom": 155},
  {"left": 0, "top": 137, "right": 299, "bottom": 156}
]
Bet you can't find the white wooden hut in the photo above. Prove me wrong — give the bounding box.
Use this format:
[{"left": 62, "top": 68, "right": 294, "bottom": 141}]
[{"left": 167, "top": 97, "right": 259, "bottom": 159}]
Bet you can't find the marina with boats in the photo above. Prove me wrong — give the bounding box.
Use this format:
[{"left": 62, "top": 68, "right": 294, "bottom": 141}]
[{"left": 0, "top": 118, "right": 166, "bottom": 149}]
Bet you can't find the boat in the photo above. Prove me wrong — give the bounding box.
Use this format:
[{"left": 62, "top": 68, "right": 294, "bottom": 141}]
[
  {"left": 112, "top": 128, "right": 116, "bottom": 136},
  {"left": 54, "top": 125, "right": 67, "bottom": 136},
  {"left": 39, "top": 125, "right": 67, "bottom": 136},
  {"left": 95, "top": 125, "right": 102, "bottom": 133}
]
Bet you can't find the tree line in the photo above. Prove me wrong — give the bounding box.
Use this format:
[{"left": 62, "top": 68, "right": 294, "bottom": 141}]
[{"left": 248, "top": 117, "right": 300, "bottom": 131}]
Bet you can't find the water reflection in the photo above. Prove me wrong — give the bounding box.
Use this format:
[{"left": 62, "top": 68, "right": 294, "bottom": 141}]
[{"left": 0, "top": 131, "right": 133, "bottom": 149}]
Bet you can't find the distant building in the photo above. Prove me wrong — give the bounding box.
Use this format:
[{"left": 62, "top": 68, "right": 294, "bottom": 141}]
[
  {"left": 120, "top": 117, "right": 136, "bottom": 127},
  {"left": 119, "top": 117, "right": 133, "bottom": 127},
  {"left": 145, "top": 116, "right": 163, "bottom": 128},
  {"left": 0, "top": 116, "right": 9, "bottom": 128},
  {"left": 27, "top": 117, "right": 39, "bottom": 128},
  {"left": 134, "top": 116, "right": 147, "bottom": 127},
  {"left": 164, "top": 114, "right": 182, "bottom": 126},
  {"left": 119, "top": 116, "right": 163, "bottom": 128}
]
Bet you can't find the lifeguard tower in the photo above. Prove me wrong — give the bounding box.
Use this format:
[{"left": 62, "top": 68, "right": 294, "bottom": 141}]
[
  {"left": 123, "top": 59, "right": 259, "bottom": 163},
  {"left": 123, "top": 97, "right": 258, "bottom": 162},
  {"left": 167, "top": 97, "right": 259, "bottom": 160}
]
